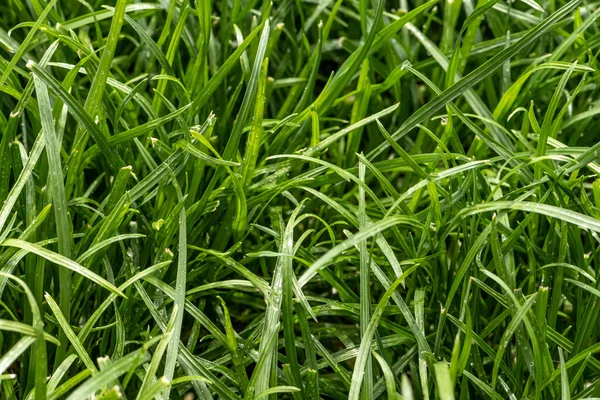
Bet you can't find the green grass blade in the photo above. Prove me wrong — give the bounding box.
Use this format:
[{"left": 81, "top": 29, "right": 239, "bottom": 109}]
[
  {"left": 1, "top": 239, "right": 124, "bottom": 297},
  {"left": 367, "top": 0, "right": 584, "bottom": 159}
]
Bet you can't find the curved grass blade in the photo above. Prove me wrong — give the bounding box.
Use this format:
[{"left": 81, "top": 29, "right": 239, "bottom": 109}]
[
  {"left": 1, "top": 239, "right": 124, "bottom": 297},
  {"left": 367, "top": 0, "right": 584, "bottom": 160}
]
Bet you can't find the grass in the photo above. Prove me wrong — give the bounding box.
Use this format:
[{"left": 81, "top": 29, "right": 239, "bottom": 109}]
[{"left": 0, "top": 0, "right": 599, "bottom": 398}]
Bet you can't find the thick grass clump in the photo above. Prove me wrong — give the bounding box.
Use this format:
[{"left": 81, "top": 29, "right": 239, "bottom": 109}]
[{"left": 1, "top": 0, "right": 600, "bottom": 398}]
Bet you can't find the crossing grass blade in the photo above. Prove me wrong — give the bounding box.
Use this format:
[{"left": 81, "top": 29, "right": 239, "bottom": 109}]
[
  {"left": 0, "top": 273, "right": 48, "bottom": 399},
  {"left": 1, "top": 239, "right": 124, "bottom": 297},
  {"left": 348, "top": 265, "right": 420, "bottom": 400},
  {"left": 45, "top": 293, "right": 97, "bottom": 375},
  {"left": 0, "top": 0, "right": 57, "bottom": 90},
  {"left": 0, "top": 0, "right": 599, "bottom": 398},
  {"left": 367, "top": 0, "right": 584, "bottom": 159},
  {"left": 64, "top": 349, "right": 150, "bottom": 400}
]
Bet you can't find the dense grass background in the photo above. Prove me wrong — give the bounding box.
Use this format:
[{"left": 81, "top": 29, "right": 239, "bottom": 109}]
[{"left": 1, "top": 0, "right": 600, "bottom": 398}]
